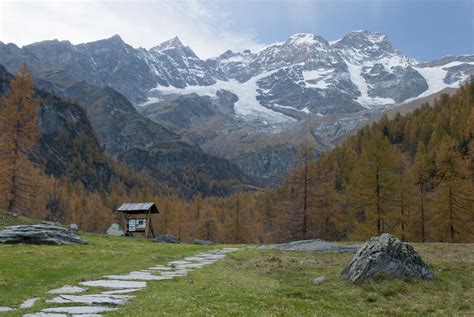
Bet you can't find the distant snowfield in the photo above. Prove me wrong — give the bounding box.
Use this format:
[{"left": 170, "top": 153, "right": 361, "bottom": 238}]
[
  {"left": 303, "top": 68, "right": 333, "bottom": 89},
  {"left": 153, "top": 69, "right": 295, "bottom": 124},
  {"left": 146, "top": 58, "right": 472, "bottom": 124},
  {"left": 407, "top": 61, "right": 474, "bottom": 102},
  {"left": 344, "top": 61, "right": 395, "bottom": 108}
]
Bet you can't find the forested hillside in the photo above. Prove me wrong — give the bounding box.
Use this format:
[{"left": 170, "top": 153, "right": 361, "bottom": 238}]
[
  {"left": 1, "top": 65, "right": 472, "bottom": 243},
  {"left": 0, "top": 65, "right": 169, "bottom": 231},
  {"left": 145, "top": 80, "right": 473, "bottom": 244},
  {"left": 274, "top": 79, "right": 474, "bottom": 243}
]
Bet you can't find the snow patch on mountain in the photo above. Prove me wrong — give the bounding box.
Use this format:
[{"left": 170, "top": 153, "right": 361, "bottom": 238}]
[
  {"left": 303, "top": 68, "right": 333, "bottom": 89},
  {"left": 137, "top": 32, "right": 472, "bottom": 121},
  {"left": 407, "top": 61, "right": 474, "bottom": 102},
  {"left": 289, "top": 33, "right": 320, "bottom": 46},
  {"left": 345, "top": 61, "right": 395, "bottom": 108},
  {"left": 152, "top": 69, "right": 295, "bottom": 124}
]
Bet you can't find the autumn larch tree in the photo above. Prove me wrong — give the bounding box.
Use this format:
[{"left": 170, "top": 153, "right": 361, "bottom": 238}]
[
  {"left": 348, "top": 130, "right": 397, "bottom": 238},
  {"left": 393, "top": 150, "right": 414, "bottom": 241},
  {"left": 289, "top": 140, "right": 317, "bottom": 240},
  {"left": 312, "top": 170, "right": 342, "bottom": 240},
  {"left": 431, "top": 136, "right": 474, "bottom": 242},
  {"left": 409, "top": 142, "right": 432, "bottom": 242},
  {"left": 0, "top": 64, "right": 40, "bottom": 213}
]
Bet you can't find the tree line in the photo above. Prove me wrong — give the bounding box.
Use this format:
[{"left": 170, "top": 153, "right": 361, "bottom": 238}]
[
  {"left": 1, "top": 66, "right": 472, "bottom": 243},
  {"left": 269, "top": 81, "right": 473, "bottom": 243}
]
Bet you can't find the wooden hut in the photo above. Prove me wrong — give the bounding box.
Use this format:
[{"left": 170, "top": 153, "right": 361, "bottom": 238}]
[{"left": 116, "top": 202, "right": 159, "bottom": 238}]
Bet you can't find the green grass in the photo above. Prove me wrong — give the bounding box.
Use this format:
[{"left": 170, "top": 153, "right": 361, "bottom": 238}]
[
  {"left": 110, "top": 244, "right": 474, "bottom": 316},
  {"left": 1, "top": 211, "right": 473, "bottom": 316},
  {"left": 0, "top": 224, "right": 220, "bottom": 316}
]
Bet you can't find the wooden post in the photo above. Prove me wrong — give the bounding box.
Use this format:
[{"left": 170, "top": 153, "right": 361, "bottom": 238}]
[
  {"left": 145, "top": 215, "right": 148, "bottom": 238},
  {"left": 149, "top": 217, "right": 156, "bottom": 238},
  {"left": 127, "top": 214, "right": 134, "bottom": 237},
  {"left": 145, "top": 209, "right": 154, "bottom": 238}
]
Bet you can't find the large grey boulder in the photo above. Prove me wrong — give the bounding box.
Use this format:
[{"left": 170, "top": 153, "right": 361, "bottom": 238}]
[
  {"left": 153, "top": 234, "right": 180, "bottom": 244},
  {"left": 106, "top": 223, "right": 124, "bottom": 236},
  {"left": 193, "top": 239, "right": 214, "bottom": 245},
  {"left": 0, "top": 223, "right": 87, "bottom": 245},
  {"left": 341, "top": 233, "right": 434, "bottom": 282}
]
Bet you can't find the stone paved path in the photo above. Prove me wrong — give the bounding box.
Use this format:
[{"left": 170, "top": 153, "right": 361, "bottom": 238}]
[{"left": 6, "top": 247, "right": 240, "bottom": 317}]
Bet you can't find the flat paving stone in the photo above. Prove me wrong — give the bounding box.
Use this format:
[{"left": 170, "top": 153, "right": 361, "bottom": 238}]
[
  {"left": 24, "top": 311, "right": 103, "bottom": 316},
  {"left": 223, "top": 248, "right": 240, "bottom": 252},
  {"left": 101, "top": 288, "right": 142, "bottom": 295},
  {"left": 80, "top": 280, "right": 146, "bottom": 289},
  {"left": 160, "top": 270, "right": 188, "bottom": 276},
  {"left": 42, "top": 306, "right": 117, "bottom": 314},
  {"left": 175, "top": 263, "right": 205, "bottom": 269},
  {"left": 196, "top": 260, "right": 218, "bottom": 265},
  {"left": 46, "top": 294, "right": 133, "bottom": 305},
  {"left": 104, "top": 271, "right": 173, "bottom": 281},
  {"left": 23, "top": 313, "right": 67, "bottom": 317},
  {"left": 206, "top": 255, "right": 226, "bottom": 259},
  {"left": 23, "top": 248, "right": 239, "bottom": 317},
  {"left": 168, "top": 260, "right": 192, "bottom": 265},
  {"left": 48, "top": 285, "right": 87, "bottom": 294},
  {"left": 147, "top": 265, "right": 173, "bottom": 270},
  {"left": 0, "top": 306, "right": 15, "bottom": 312},
  {"left": 184, "top": 256, "right": 208, "bottom": 262},
  {"left": 156, "top": 274, "right": 180, "bottom": 280},
  {"left": 20, "top": 297, "right": 40, "bottom": 308}
]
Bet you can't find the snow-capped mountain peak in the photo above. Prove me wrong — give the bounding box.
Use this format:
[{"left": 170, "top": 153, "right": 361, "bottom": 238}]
[
  {"left": 334, "top": 30, "right": 391, "bottom": 48},
  {"left": 286, "top": 33, "right": 328, "bottom": 47},
  {"left": 140, "top": 31, "right": 472, "bottom": 123},
  {"left": 152, "top": 36, "right": 186, "bottom": 52},
  {"left": 4, "top": 31, "right": 471, "bottom": 184},
  {"left": 10, "top": 31, "right": 471, "bottom": 124},
  {"left": 332, "top": 30, "right": 407, "bottom": 64}
]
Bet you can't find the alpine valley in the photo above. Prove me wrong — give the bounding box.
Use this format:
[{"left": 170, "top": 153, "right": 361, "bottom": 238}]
[{"left": 1, "top": 30, "right": 472, "bottom": 189}]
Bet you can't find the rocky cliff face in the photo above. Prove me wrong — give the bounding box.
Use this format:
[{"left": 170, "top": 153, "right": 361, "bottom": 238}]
[
  {"left": 63, "top": 82, "right": 179, "bottom": 158},
  {"left": 1, "top": 31, "right": 472, "bottom": 184},
  {"left": 119, "top": 141, "right": 247, "bottom": 197},
  {"left": 0, "top": 65, "right": 113, "bottom": 191},
  {"left": 21, "top": 35, "right": 157, "bottom": 105},
  {"left": 0, "top": 65, "right": 250, "bottom": 197},
  {"left": 62, "top": 82, "right": 251, "bottom": 197}
]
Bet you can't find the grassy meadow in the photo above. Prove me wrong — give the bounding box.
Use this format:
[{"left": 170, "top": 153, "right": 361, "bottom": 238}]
[
  {"left": 111, "top": 244, "right": 474, "bottom": 316},
  {"left": 1, "top": 211, "right": 473, "bottom": 316}
]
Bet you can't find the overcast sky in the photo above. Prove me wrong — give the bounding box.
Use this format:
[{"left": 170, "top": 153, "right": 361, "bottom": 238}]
[{"left": 1, "top": 0, "right": 472, "bottom": 61}]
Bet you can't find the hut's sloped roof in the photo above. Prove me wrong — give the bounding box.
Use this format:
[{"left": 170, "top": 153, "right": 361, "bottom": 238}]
[{"left": 116, "top": 202, "right": 159, "bottom": 213}]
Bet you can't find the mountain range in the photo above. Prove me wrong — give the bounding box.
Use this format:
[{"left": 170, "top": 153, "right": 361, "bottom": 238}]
[{"left": 0, "top": 30, "right": 472, "bottom": 187}]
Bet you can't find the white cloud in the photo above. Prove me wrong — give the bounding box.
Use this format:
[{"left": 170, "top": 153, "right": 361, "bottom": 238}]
[{"left": 0, "top": 0, "right": 266, "bottom": 58}]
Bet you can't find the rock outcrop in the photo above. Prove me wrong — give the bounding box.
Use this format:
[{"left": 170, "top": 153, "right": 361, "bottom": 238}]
[
  {"left": 106, "top": 224, "right": 124, "bottom": 237},
  {"left": 193, "top": 239, "right": 214, "bottom": 245},
  {"left": 153, "top": 234, "right": 180, "bottom": 244},
  {"left": 341, "top": 233, "right": 434, "bottom": 282},
  {"left": 0, "top": 223, "right": 88, "bottom": 245},
  {"left": 0, "top": 65, "right": 115, "bottom": 192},
  {"left": 313, "top": 276, "right": 326, "bottom": 285},
  {"left": 0, "top": 65, "right": 252, "bottom": 198}
]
